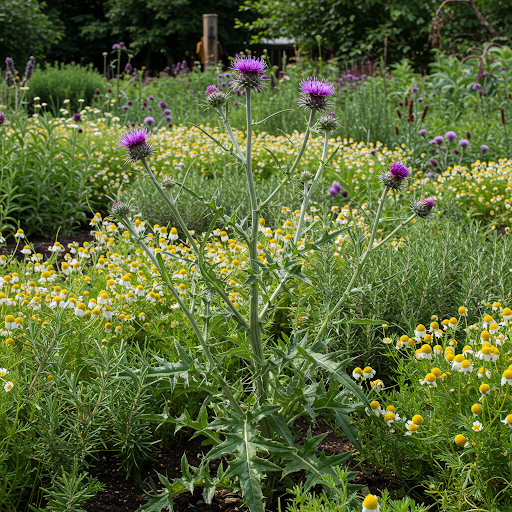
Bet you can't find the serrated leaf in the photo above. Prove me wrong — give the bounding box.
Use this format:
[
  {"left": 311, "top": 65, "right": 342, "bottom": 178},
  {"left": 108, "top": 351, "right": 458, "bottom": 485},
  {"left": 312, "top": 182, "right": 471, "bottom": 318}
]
[
  {"left": 282, "top": 432, "right": 352, "bottom": 491},
  {"left": 297, "top": 347, "right": 370, "bottom": 408}
]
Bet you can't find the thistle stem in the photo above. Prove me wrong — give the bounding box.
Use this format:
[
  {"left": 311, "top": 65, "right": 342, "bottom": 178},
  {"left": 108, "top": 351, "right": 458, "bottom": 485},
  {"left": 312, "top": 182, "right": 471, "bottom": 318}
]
[{"left": 314, "top": 186, "right": 390, "bottom": 343}]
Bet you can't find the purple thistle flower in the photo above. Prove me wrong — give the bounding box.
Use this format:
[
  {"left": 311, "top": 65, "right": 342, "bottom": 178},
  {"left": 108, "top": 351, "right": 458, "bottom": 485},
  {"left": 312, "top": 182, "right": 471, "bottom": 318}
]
[
  {"left": 121, "top": 104, "right": 129, "bottom": 110},
  {"left": 158, "top": 101, "right": 168, "bottom": 108},
  {"left": 445, "top": 131, "right": 457, "bottom": 141},
  {"left": 230, "top": 56, "right": 268, "bottom": 91},
  {"left": 148, "top": 96, "right": 154, "bottom": 101},
  {"left": 298, "top": 77, "right": 335, "bottom": 111},
  {"left": 112, "top": 43, "right": 121, "bottom": 50},
  {"left": 412, "top": 197, "right": 436, "bottom": 218},
  {"left": 0, "top": 113, "right": 6, "bottom": 125},
  {"left": 434, "top": 136, "right": 444, "bottom": 144},
  {"left": 419, "top": 129, "right": 427, "bottom": 136},
  {"left": 162, "top": 108, "right": 172, "bottom": 115},
  {"left": 411, "top": 87, "right": 420, "bottom": 93},
  {"left": 459, "top": 139, "right": 469, "bottom": 148},
  {"left": 426, "top": 171, "right": 435, "bottom": 178},
  {"left": 428, "top": 159, "right": 439, "bottom": 168},
  {"left": 480, "top": 144, "right": 490, "bottom": 154},
  {"left": 472, "top": 83, "right": 482, "bottom": 90},
  {"left": 417, "top": 98, "right": 423, "bottom": 102},
  {"left": 125, "top": 62, "right": 133, "bottom": 73},
  {"left": 206, "top": 85, "right": 220, "bottom": 96},
  {"left": 5, "top": 72, "right": 12, "bottom": 88},
  {"left": 231, "top": 56, "right": 266, "bottom": 75},
  {"left": 144, "top": 116, "right": 155, "bottom": 126},
  {"left": 329, "top": 181, "right": 342, "bottom": 197},
  {"left": 165, "top": 115, "right": 172, "bottom": 122},
  {"left": 72, "top": 113, "right": 81, "bottom": 122},
  {"left": 95, "top": 88, "right": 101, "bottom": 95},
  {"left": 379, "top": 161, "right": 409, "bottom": 190},
  {"left": 118, "top": 127, "right": 153, "bottom": 162}
]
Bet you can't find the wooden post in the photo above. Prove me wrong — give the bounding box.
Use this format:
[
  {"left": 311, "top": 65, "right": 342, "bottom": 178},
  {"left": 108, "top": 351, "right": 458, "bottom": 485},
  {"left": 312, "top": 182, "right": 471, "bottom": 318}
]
[{"left": 202, "top": 14, "right": 218, "bottom": 71}]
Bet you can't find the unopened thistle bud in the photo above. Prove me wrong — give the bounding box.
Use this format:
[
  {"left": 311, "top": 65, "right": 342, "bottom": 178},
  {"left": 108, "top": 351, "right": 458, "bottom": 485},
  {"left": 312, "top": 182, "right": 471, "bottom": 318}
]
[
  {"left": 162, "top": 175, "right": 176, "bottom": 189},
  {"left": 297, "top": 77, "right": 335, "bottom": 111},
  {"left": 298, "top": 171, "right": 313, "bottom": 183},
  {"left": 379, "top": 161, "right": 409, "bottom": 190},
  {"left": 230, "top": 56, "right": 268, "bottom": 92},
  {"left": 412, "top": 197, "right": 436, "bottom": 218},
  {"left": 205, "top": 85, "right": 227, "bottom": 108},
  {"left": 111, "top": 201, "right": 131, "bottom": 219},
  {"left": 118, "top": 127, "right": 153, "bottom": 162},
  {"left": 316, "top": 112, "right": 338, "bottom": 132}
]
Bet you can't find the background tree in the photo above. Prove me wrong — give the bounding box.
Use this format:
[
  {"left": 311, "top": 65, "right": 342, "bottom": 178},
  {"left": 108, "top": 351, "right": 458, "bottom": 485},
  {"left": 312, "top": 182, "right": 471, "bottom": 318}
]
[
  {"left": 0, "top": 0, "right": 63, "bottom": 65},
  {"left": 237, "top": 0, "right": 512, "bottom": 69}
]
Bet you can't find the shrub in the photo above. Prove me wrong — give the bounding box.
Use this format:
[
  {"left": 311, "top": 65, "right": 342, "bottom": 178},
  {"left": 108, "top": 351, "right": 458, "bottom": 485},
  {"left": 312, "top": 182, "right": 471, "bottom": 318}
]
[{"left": 28, "top": 63, "right": 106, "bottom": 115}]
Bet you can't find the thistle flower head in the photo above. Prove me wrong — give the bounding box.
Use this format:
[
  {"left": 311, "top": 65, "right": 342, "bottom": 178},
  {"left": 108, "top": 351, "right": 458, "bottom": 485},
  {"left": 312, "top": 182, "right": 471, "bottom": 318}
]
[
  {"left": 72, "top": 113, "right": 81, "bottom": 122},
  {"left": 111, "top": 201, "right": 131, "bottom": 219},
  {"left": 480, "top": 144, "right": 490, "bottom": 154},
  {"left": 205, "top": 85, "right": 228, "bottom": 108},
  {"left": 144, "top": 116, "right": 155, "bottom": 126},
  {"left": 328, "top": 181, "right": 343, "bottom": 197},
  {"left": 158, "top": 101, "right": 168, "bottom": 108},
  {"left": 459, "top": 139, "right": 469, "bottom": 148},
  {"left": 316, "top": 112, "right": 339, "bottom": 132},
  {"left": 118, "top": 127, "right": 153, "bottom": 162},
  {"left": 412, "top": 197, "right": 436, "bottom": 218},
  {"left": 162, "top": 175, "right": 176, "bottom": 189},
  {"left": 0, "top": 113, "right": 6, "bottom": 125},
  {"left": 379, "top": 161, "right": 409, "bottom": 190},
  {"left": 445, "top": 131, "right": 457, "bottom": 141},
  {"left": 230, "top": 56, "right": 268, "bottom": 91},
  {"left": 297, "top": 77, "right": 335, "bottom": 111}
]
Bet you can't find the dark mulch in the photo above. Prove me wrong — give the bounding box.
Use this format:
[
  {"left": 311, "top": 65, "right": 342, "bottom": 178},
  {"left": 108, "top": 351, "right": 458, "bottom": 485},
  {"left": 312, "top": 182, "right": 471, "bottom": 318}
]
[
  {"left": 84, "top": 417, "right": 393, "bottom": 512},
  {"left": 2, "top": 228, "right": 95, "bottom": 263}
]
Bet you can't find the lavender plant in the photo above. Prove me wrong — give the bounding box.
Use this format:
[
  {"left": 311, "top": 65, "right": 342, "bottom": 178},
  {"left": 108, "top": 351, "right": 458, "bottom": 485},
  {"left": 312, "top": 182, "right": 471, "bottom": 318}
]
[{"left": 114, "top": 56, "right": 436, "bottom": 511}]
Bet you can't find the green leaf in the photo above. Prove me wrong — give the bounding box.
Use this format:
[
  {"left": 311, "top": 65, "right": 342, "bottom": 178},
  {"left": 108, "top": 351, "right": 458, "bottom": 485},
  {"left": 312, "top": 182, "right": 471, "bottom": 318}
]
[
  {"left": 346, "top": 318, "right": 387, "bottom": 326},
  {"left": 297, "top": 347, "right": 370, "bottom": 408},
  {"left": 281, "top": 432, "right": 352, "bottom": 491},
  {"left": 206, "top": 413, "right": 291, "bottom": 512}
]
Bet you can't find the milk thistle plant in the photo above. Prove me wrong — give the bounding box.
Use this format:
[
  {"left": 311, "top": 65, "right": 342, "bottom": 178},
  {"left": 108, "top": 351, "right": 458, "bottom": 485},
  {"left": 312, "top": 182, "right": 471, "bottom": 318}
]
[{"left": 114, "top": 56, "right": 435, "bottom": 511}]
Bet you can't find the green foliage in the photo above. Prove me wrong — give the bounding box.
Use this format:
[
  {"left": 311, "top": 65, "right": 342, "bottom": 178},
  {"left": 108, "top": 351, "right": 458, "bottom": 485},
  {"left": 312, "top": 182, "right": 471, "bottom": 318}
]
[
  {"left": 238, "top": 0, "right": 512, "bottom": 68},
  {"left": 355, "top": 303, "right": 512, "bottom": 510},
  {"left": 30, "top": 461, "right": 105, "bottom": 512},
  {"left": 0, "top": 0, "right": 63, "bottom": 63},
  {"left": 28, "top": 63, "right": 106, "bottom": 115}
]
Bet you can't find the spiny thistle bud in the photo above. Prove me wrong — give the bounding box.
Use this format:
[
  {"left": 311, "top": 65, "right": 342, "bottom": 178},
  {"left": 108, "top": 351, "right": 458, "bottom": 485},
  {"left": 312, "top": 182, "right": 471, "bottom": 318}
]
[
  {"left": 298, "top": 171, "right": 313, "bottom": 183},
  {"left": 316, "top": 112, "right": 338, "bottom": 132},
  {"left": 412, "top": 197, "right": 436, "bottom": 218},
  {"left": 230, "top": 56, "right": 268, "bottom": 92},
  {"left": 111, "top": 201, "right": 131, "bottom": 219},
  {"left": 118, "top": 127, "right": 153, "bottom": 162},
  {"left": 379, "top": 161, "right": 410, "bottom": 190},
  {"left": 205, "top": 85, "right": 227, "bottom": 108},
  {"left": 162, "top": 175, "right": 176, "bottom": 189},
  {"left": 297, "top": 77, "right": 335, "bottom": 111}
]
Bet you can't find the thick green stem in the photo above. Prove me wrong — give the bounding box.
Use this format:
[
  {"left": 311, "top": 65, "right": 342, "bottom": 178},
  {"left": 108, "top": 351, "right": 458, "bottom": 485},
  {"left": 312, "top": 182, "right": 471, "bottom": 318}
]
[
  {"left": 125, "top": 223, "right": 244, "bottom": 417},
  {"left": 260, "top": 109, "right": 316, "bottom": 209},
  {"left": 314, "top": 186, "right": 390, "bottom": 343}
]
